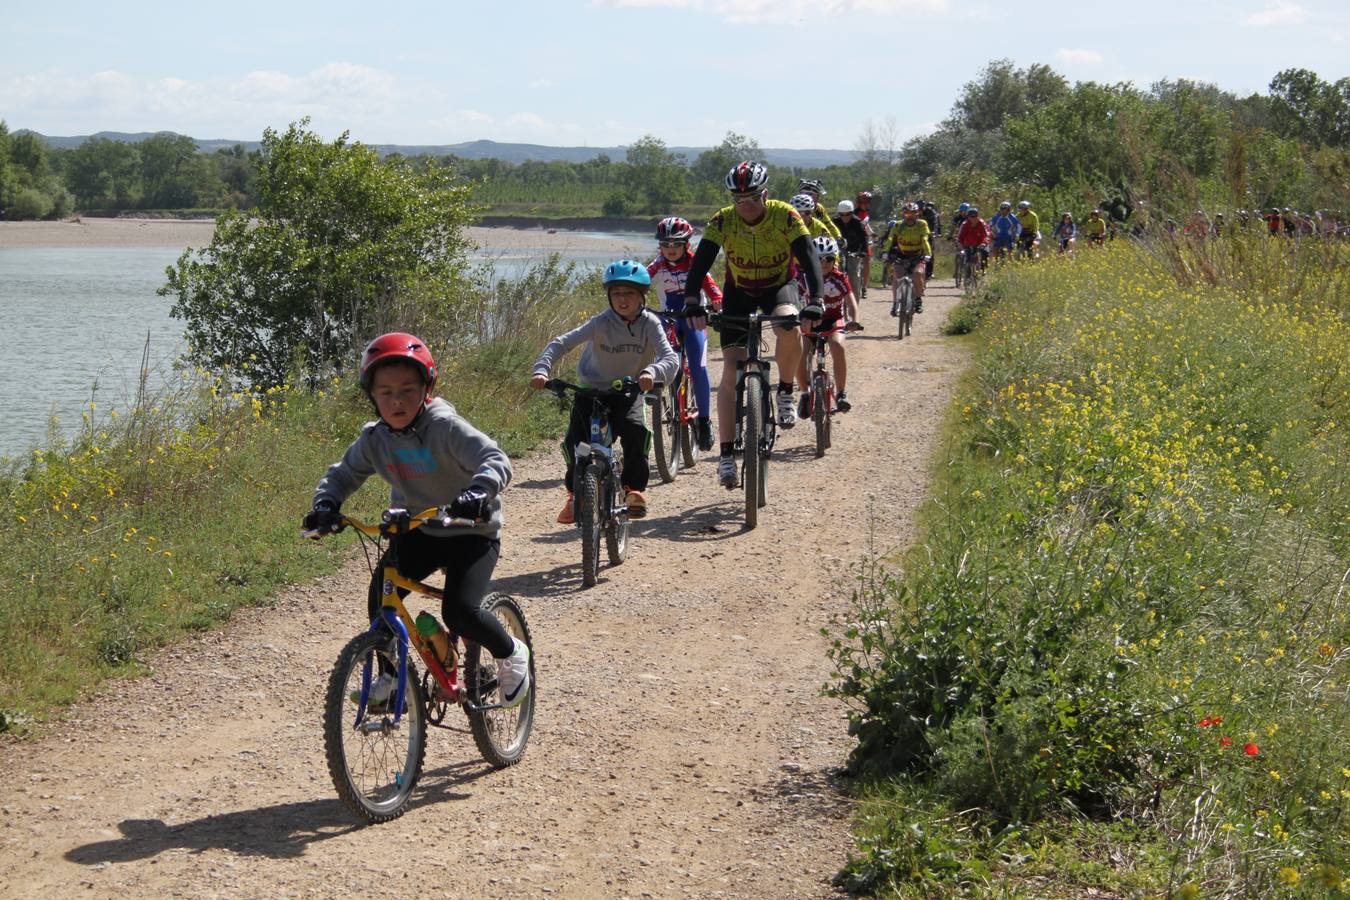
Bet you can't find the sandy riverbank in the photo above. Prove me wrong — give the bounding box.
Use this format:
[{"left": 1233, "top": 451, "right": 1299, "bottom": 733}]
[{"left": 0, "top": 217, "right": 647, "bottom": 255}]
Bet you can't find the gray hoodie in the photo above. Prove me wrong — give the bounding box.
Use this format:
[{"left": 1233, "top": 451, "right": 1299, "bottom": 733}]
[
  {"left": 532, "top": 307, "right": 679, "bottom": 389},
  {"left": 313, "top": 397, "right": 512, "bottom": 538}
]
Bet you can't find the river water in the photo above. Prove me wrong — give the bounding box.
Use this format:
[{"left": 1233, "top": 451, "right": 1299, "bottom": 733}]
[{"left": 0, "top": 232, "right": 646, "bottom": 460}]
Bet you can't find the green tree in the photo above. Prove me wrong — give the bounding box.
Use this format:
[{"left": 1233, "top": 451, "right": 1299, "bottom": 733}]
[
  {"left": 951, "top": 59, "right": 1069, "bottom": 133},
  {"left": 625, "top": 134, "right": 687, "bottom": 213},
  {"left": 161, "top": 120, "right": 477, "bottom": 389},
  {"left": 139, "top": 132, "right": 204, "bottom": 208},
  {"left": 65, "top": 137, "right": 142, "bottom": 208},
  {"left": 1268, "top": 68, "right": 1350, "bottom": 147},
  {"left": 693, "top": 131, "right": 763, "bottom": 186}
]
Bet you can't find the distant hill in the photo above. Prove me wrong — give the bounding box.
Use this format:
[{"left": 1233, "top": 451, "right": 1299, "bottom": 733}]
[{"left": 18, "top": 131, "right": 857, "bottom": 169}]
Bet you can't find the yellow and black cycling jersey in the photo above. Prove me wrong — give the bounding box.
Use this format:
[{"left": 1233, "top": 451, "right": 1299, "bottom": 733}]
[
  {"left": 702, "top": 199, "right": 812, "bottom": 291},
  {"left": 1017, "top": 209, "right": 1040, "bottom": 237},
  {"left": 1085, "top": 217, "right": 1107, "bottom": 237},
  {"left": 882, "top": 219, "right": 932, "bottom": 257},
  {"left": 814, "top": 202, "right": 842, "bottom": 239},
  {"left": 801, "top": 214, "right": 834, "bottom": 242}
]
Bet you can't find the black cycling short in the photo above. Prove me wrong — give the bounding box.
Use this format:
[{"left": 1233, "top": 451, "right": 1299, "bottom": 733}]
[
  {"left": 891, "top": 254, "right": 927, "bottom": 277},
  {"left": 717, "top": 281, "right": 800, "bottom": 349}
]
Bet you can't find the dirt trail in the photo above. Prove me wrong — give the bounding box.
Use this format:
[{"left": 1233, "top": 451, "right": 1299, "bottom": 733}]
[{"left": 0, "top": 282, "right": 966, "bottom": 899}]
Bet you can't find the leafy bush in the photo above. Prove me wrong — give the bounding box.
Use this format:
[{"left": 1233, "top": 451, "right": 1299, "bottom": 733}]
[{"left": 828, "top": 238, "right": 1350, "bottom": 895}]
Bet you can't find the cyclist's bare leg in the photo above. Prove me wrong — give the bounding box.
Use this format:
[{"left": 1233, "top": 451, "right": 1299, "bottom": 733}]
[
  {"left": 771, "top": 303, "right": 802, "bottom": 390},
  {"left": 828, "top": 333, "right": 847, "bottom": 394},
  {"left": 717, "top": 349, "right": 746, "bottom": 443},
  {"left": 913, "top": 267, "right": 927, "bottom": 300},
  {"left": 796, "top": 333, "right": 813, "bottom": 392}
]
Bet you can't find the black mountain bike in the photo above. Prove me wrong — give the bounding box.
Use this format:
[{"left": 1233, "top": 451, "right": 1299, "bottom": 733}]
[
  {"left": 961, "top": 245, "right": 984, "bottom": 294},
  {"left": 803, "top": 321, "right": 859, "bottom": 457},
  {"left": 890, "top": 256, "right": 920, "bottom": 340},
  {"left": 545, "top": 378, "right": 644, "bottom": 587},
  {"left": 708, "top": 310, "right": 799, "bottom": 529}
]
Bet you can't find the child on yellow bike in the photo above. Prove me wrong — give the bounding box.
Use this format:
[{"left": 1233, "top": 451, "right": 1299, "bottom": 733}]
[
  {"left": 530, "top": 259, "right": 679, "bottom": 524},
  {"left": 302, "top": 332, "right": 531, "bottom": 709}
]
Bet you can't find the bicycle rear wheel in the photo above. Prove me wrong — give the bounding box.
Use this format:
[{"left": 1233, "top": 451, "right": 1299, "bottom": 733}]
[
  {"left": 678, "top": 380, "right": 700, "bottom": 469},
  {"left": 953, "top": 250, "right": 963, "bottom": 287},
  {"left": 897, "top": 281, "right": 910, "bottom": 340},
  {"left": 742, "top": 377, "right": 762, "bottom": 529},
  {"left": 324, "top": 629, "right": 427, "bottom": 824},
  {"left": 578, "top": 466, "right": 602, "bottom": 587},
  {"left": 650, "top": 386, "right": 678, "bottom": 484},
  {"left": 464, "top": 592, "right": 535, "bottom": 767},
  {"left": 812, "top": 372, "right": 829, "bottom": 458}
]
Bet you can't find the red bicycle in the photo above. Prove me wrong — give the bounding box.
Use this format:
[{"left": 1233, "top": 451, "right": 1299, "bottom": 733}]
[{"left": 650, "top": 310, "right": 702, "bottom": 481}]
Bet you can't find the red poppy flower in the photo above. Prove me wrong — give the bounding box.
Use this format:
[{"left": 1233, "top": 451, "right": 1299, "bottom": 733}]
[
  {"left": 1198, "top": 717, "right": 1213, "bottom": 728},
  {"left": 1244, "top": 742, "right": 1260, "bottom": 756},
  {"left": 1220, "top": 736, "right": 1233, "bottom": 747}
]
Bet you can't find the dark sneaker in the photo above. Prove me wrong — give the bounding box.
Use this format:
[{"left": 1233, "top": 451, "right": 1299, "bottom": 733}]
[
  {"left": 836, "top": 393, "right": 852, "bottom": 413},
  {"left": 695, "top": 417, "right": 714, "bottom": 452},
  {"left": 798, "top": 393, "right": 811, "bottom": 421}
]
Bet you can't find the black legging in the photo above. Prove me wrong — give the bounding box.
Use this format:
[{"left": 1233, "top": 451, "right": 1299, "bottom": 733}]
[{"left": 366, "top": 531, "right": 514, "bottom": 659}]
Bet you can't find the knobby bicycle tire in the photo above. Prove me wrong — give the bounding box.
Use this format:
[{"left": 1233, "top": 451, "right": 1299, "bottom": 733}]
[
  {"left": 464, "top": 592, "right": 535, "bottom": 767},
  {"left": 605, "top": 470, "right": 628, "bottom": 566},
  {"left": 650, "top": 386, "right": 678, "bottom": 484},
  {"left": 579, "top": 466, "right": 603, "bottom": 587},
  {"left": 813, "top": 371, "right": 829, "bottom": 458},
  {"left": 324, "top": 629, "right": 427, "bottom": 825},
  {"left": 743, "top": 376, "right": 762, "bottom": 529}
]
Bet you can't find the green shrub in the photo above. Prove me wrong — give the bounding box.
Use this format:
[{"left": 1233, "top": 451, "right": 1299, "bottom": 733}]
[{"left": 828, "top": 240, "right": 1350, "bottom": 895}]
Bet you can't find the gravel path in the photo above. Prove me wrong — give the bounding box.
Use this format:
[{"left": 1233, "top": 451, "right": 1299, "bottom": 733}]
[{"left": 0, "top": 281, "right": 967, "bottom": 899}]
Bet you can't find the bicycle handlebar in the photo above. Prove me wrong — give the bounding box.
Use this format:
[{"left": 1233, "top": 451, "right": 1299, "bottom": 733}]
[
  {"left": 543, "top": 377, "right": 652, "bottom": 399},
  {"left": 302, "top": 506, "right": 480, "bottom": 539}
]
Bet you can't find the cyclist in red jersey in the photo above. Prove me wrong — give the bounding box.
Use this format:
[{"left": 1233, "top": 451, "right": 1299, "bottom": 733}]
[
  {"left": 647, "top": 216, "right": 722, "bottom": 451},
  {"left": 796, "top": 236, "right": 860, "bottom": 415}
]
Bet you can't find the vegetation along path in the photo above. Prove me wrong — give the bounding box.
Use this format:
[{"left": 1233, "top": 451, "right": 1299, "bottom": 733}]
[{"left": 0, "top": 283, "right": 968, "bottom": 898}]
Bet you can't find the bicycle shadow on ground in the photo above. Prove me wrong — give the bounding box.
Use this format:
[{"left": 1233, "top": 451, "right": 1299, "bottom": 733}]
[
  {"left": 64, "top": 761, "right": 495, "bottom": 864},
  {"left": 513, "top": 476, "right": 565, "bottom": 491},
  {"left": 491, "top": 560, "right": 592, "bottom": 597},
  {"left": 623, "top": 499, "right": 749, "bottom": 542}
]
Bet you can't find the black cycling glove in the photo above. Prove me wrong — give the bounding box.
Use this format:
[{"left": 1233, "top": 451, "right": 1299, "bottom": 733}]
[
  {"left": 302, "top": 500, "right": 344, "bottom": 535},
  {"left": 800, "top": 299, "right": 825, "bottom": 321},
  {"left": 683, "top": 299, "right": 707, "bottom": 323},
  {"left": 445, "top": 486, "right": 492, "bottom": 523}
]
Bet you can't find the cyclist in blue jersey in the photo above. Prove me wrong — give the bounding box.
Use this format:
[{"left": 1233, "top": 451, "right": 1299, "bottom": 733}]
[{"left": 989, "top": 201, "right": 1022, "bottom": 259}]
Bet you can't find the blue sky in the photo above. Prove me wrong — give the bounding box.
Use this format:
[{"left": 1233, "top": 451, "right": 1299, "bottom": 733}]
[{"left": 3, "top": 0, "right": 1345, "bottom": 150}]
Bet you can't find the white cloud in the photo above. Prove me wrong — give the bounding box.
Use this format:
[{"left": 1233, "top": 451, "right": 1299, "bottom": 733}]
[
  {"left": 1243, "top": 1, "right": 1307, "bottom": 25},
  {"left": 1055, "top": 48, "right": 1105, "bottom": 65},
  {"left": 590, "top": 0, "right": 946, "bottom": 24}
]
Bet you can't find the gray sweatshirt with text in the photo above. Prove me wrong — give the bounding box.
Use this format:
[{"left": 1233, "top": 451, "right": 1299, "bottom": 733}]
[
  {"left": 312, "top": 397, "right": 512, "bottom": 538},
  {"left": 531, "top": 307, "right": 678, "bottom": 389}
]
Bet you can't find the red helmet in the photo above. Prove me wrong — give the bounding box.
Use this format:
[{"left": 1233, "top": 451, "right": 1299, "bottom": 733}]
[
  {"left": 655, "top": 216, "right": 694, "bottom": 241},
  {"left": 359, "top": 332, "right": 437, "bottom": 397},
  {"left": 855, "top": 191, "right": 872, "bottom": 206}
]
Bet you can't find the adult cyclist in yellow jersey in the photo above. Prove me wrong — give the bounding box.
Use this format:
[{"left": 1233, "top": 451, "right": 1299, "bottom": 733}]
[
  {"left": 1016, "top": 200, "right": 1041, "bottom": 257},
  {"left": 684, "top": 160, "right": 825, "bottom": 490},
  {"left": 797, "top": 178, "right": 842, "bottom": 241},
  {"left": 790, "top": 193, "right": 834, "bottom": 240},
  {"left": 881, "top": 201, "right": 932, "bottom": 313}
]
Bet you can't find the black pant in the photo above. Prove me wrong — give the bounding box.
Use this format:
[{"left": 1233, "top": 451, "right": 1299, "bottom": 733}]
[
  {"left": 367, "top": 532, "right": 514, "bottom": 659},
  {"left": 563, "top": 391, "right": 650, "bottom": 492}
]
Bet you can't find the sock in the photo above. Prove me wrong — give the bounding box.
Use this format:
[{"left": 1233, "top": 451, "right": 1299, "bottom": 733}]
[
  {"left": 720, "top": 442, "right": 735, "bottom": 457},
  {"left": 778, "top": 382, "right": 793, "bottom": 394}
]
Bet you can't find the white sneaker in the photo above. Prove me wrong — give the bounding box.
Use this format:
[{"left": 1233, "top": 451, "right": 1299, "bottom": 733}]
[
  {"left": 496, "top": 638, "right": 531, "bottom": 709},
  {"left": 776, "top": 389, "right": 797, "bottom": 428},
  {"left": 350, "top": 672, "right": 396, "bottom": 713},
  {"left": 717, "top": 454, "right": 738, "bottom": 489}
]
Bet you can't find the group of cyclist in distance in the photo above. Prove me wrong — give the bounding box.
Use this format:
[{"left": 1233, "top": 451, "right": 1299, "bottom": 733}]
[{"left": 298, "top": 157, "right": 1346, "bottom": 722}]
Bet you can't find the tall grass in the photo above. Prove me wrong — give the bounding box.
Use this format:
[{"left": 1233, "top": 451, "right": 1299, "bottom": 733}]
[
  {"left": 0, "top": 259, "right": 602, "bottom": 734},
  {"left": 828, "top": 236, "right": 1349, "bottom": 896}
]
